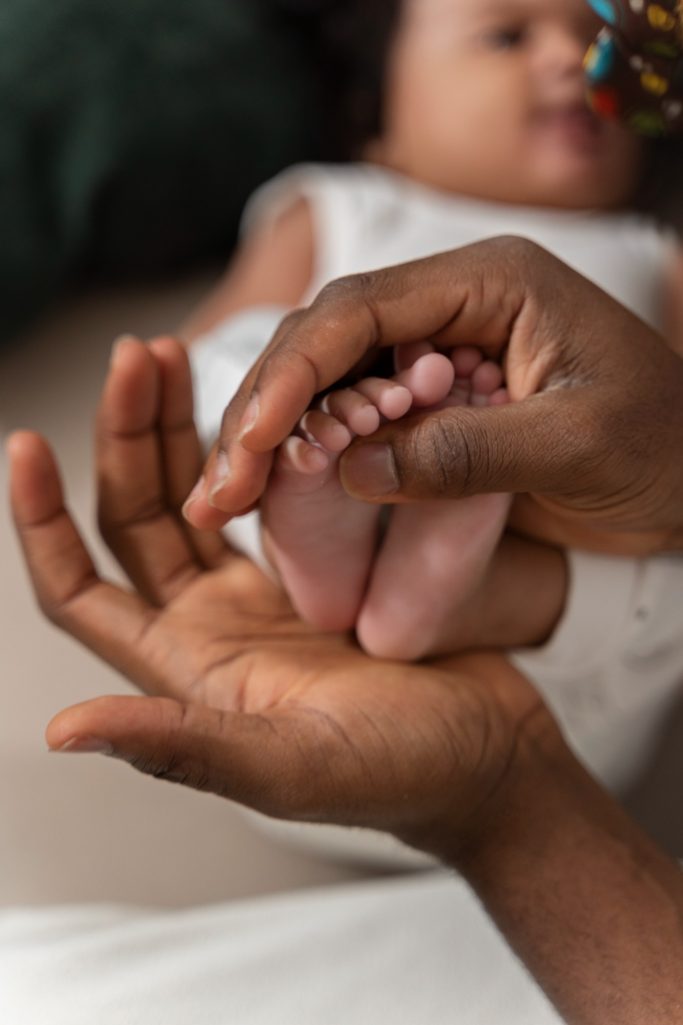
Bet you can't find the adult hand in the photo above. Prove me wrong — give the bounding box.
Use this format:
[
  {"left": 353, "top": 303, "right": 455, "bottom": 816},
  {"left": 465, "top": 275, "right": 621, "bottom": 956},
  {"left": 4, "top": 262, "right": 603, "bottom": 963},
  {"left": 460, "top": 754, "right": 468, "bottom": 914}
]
[
  {"left": 11, "top": 337, "right": 683, "bottom": 1023},
  {"left": 8, "top": 336, "right": 546, "bottom": 856},
  {"left": 184, "top": 238, "right": 683, "bottom": 556}
]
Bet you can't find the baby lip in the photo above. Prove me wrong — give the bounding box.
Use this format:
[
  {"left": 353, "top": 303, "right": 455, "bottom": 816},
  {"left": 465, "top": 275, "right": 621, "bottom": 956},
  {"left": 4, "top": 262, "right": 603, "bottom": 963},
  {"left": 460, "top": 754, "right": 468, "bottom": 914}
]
[
  {"left": 532, "top": 102, "right": 603, "bottom": 144},
  {"left": 537, "top": 101, "right": 600, "bottom": 129}
]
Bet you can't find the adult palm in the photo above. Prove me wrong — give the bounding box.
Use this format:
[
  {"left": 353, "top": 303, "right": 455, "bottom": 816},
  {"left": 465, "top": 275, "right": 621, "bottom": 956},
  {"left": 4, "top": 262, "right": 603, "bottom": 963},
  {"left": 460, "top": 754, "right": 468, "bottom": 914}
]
[{"left": 9, "top": 337, "right": 544, "bottom": 857}]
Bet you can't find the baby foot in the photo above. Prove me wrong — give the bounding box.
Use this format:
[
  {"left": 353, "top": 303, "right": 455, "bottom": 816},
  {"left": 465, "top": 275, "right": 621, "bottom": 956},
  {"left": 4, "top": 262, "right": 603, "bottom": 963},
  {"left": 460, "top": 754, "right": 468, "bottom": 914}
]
[
  {"left": 356, "top": 348, "right": 512, "bottom": 661},
  {"left": 260, "top": 351, "right": 456, "bottom": 631}
]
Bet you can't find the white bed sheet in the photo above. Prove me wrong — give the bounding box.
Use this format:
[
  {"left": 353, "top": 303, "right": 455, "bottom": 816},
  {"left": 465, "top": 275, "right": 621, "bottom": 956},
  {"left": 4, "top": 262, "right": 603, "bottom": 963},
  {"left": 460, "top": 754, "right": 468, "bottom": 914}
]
[{"left": 0, "top": 871, "right": 561, "bottom": 1025}]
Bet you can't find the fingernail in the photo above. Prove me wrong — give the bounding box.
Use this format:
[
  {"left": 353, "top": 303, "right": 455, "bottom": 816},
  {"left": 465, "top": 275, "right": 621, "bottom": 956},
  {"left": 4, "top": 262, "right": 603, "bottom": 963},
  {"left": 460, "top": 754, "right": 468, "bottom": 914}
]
[
  {"left": 208, "top": 450, "right": 231, "bottom": 505},
  {"left": 238, "top": 395, "right": 260, "bottom": 440},
  {"left": 342, "top": 443, "right": 399, "bottom": 497},
  {"left": 53, "top": 736, "right": 114, "bottom": 755},
  {"left": 182, "top": 475, "right": 206, "bottom": 517},
  {"left": 110, "top": 334, "right": 137, "bottom": 367}
]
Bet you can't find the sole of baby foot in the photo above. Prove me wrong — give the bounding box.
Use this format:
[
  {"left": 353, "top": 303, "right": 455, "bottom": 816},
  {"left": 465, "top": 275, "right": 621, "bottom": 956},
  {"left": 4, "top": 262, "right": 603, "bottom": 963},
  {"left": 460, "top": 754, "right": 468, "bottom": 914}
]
[
  {"left": 262, "top": 435, "right": 382, "bottom": 631},
  {"left": 356, "top": 348, "right": 512, "bottom": 661},
  {"left": 355, "top": 492, "right": 513, "bottom": 662}
]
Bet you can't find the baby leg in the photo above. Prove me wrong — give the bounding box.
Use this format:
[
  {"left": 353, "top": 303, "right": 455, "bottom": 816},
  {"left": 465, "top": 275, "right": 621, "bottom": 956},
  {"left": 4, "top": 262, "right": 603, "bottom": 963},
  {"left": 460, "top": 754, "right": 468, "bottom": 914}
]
[
  {"left": 261, "top": 352, "right": 456, "bottom": 632},
  {"left": 356, "top": 351, "right": 512, "bottom": 661}
]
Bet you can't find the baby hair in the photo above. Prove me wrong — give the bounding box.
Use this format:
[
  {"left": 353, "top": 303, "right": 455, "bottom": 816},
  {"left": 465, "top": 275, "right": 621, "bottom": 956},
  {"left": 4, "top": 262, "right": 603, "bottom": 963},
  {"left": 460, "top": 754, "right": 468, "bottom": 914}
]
[{"left": 272, "top": 0, "right": 402, "bottom": 158}]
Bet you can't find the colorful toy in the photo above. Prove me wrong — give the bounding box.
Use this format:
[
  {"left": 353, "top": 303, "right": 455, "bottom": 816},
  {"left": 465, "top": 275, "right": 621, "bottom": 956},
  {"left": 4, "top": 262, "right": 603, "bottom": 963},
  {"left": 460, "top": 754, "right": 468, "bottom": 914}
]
[{"left": 584, "top": 0, "right": 683, "bottom": 133}]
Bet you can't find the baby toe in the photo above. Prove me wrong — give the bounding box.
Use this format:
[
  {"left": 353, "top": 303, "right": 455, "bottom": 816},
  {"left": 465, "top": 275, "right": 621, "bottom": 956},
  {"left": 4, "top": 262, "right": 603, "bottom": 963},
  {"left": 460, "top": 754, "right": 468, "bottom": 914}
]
[
  {"left": 470, "top": 361, "right": 504, "bottom": 406},
  {"left": 450, "top": 346, "right": 484, "bottom": 378},
  {"left": 301, "top": 410, "right": 352, "bottom": 453}
]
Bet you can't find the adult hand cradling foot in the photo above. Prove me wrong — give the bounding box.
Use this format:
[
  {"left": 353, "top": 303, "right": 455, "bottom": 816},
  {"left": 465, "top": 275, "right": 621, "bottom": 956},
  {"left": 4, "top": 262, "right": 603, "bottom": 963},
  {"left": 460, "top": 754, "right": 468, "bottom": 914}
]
[{"left": 185, "top": 237, "right": 683, "bottom": 558}]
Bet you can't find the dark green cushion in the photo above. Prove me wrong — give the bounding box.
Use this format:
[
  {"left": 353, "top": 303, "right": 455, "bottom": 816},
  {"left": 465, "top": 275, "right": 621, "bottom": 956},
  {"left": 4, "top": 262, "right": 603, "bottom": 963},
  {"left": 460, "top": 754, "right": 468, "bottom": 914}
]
[{"left": 0, "top": 0, "right": 319, "bottom": 344}]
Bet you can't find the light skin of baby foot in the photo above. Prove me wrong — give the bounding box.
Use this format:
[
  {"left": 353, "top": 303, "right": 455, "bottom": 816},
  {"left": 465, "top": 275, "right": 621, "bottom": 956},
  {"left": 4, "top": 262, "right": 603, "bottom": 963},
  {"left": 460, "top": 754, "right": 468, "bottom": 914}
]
[
  {"left": 263, "top": 348, "right": 512, "bottom": 645},
  {"left": 354, "top": 348, "right": 514, "bottom": 661},
  {"left": 260, "top": 353, "right": 454, "bottom": 632},
  {"left": 355, "top": 491, "right": 513, "bottom": 661}
]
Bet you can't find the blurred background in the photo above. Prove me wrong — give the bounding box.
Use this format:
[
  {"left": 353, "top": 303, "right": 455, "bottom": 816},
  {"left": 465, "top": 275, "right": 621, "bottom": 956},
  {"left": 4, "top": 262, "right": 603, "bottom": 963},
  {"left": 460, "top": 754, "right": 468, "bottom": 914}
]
[
  {"left": 0, "top": 0, "right": 369, "bottom": 908},
  {"left": 0, "top": 0, "right": 329, "bottom": 348}
]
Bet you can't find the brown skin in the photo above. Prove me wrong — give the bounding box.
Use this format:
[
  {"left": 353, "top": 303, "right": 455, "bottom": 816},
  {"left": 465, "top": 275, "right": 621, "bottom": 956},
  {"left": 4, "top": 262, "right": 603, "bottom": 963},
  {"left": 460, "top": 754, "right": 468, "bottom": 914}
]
[
  {"left": 455, "top": 724, "right": 683, "bottom": 1024},
  {"left": 376, "top": 0, "right": 641, "bottom": 209},
  {"left": 8, "top": 338, "right": 538, "bottom": 837},
  {"left": 186, "top": 238, "right": 683, "bottom": 558},
  {"left": 182, "top": 212, "right": 569, "bottom": 659},
  {"left": 8, "top": 334, "right": 683, "bottom": 1024}
]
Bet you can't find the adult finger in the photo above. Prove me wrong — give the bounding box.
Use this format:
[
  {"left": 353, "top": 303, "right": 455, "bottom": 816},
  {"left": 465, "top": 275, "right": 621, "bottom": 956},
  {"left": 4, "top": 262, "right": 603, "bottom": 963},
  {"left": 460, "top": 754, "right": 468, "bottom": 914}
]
[
  {"left": 8, "top": 432, "right": 164, "bottom": 691},
  {"left": 338, "top": 392, "right": 596, "bottom": 501},
  {"left": 97, "top": 338, "right": 206, "bottom": 604},
  {"left": 46, "top": 695, "right": 335, "bottom": 821},
  {"left": 185, "top": 237, "right": 532, "bottom": 525},
  {"left": 146, "top": 336, "right": 227, "bottom": 567},
  {"left": 182, "top": 432, "right": 274, "bottom": 531},
  {"left": 338, "top": 356, "right": 683, "bottom": 549},
  {"left": 182, "top": 308, "right": 313, "bottom": 530}
]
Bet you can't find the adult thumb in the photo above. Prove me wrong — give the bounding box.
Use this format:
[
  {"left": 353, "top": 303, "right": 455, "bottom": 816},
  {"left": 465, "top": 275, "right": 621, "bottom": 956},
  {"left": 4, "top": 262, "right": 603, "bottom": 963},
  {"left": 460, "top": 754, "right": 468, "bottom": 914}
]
[
  {"left": 339, "top": 390, "right": 596, "bottom": 502},
  {"left": 46, "top": 695, "right": 312, "bottom": 818}
]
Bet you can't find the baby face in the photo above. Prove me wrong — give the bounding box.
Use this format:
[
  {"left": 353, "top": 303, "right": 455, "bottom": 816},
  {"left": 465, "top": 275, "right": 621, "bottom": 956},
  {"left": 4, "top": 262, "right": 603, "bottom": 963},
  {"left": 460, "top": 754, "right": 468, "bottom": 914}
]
[{"left": 371, "top": 0, "right": 642, "bottom": 209}]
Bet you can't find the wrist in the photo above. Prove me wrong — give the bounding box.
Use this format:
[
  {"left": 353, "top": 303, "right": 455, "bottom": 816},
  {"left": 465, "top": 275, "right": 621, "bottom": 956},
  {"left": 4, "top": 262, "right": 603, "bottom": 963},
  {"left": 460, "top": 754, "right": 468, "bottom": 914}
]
[
  {"left": 431, "top": 708, "right": 683, "bottom": 1023},
  {"left": 431, "top": 696, "right": 571, "bottom": 869},
  {"left": 396, "top": 661, "right": 566, "bottom": 865}
]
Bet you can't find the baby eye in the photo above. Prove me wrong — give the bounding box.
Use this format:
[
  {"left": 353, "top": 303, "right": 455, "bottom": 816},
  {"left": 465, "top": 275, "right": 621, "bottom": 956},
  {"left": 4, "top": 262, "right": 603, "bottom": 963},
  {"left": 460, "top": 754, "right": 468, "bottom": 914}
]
[{"left": 484, "top": 25, "right": 527, "bottom": 50}]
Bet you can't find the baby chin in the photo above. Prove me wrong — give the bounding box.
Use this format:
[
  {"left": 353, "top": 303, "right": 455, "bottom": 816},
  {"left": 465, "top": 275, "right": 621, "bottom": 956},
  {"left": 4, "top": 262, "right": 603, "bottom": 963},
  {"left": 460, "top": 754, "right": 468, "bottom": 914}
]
[{"left": 527, "top": 110, "right": 638, "bottom": 208}]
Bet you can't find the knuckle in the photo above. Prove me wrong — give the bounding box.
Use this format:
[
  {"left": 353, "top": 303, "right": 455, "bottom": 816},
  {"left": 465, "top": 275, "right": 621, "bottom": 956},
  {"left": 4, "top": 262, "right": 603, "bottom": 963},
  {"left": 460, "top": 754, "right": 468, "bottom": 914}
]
[
  {"left": 316, "top": 273, "right": 365, "bottom": 305},
  {"left": 507, "top": 235, "right": 542, "bottom": 260},
  {"left": 454, "top": 417, "right": 495, "bottom": 493},
  {"left": 490, "top": 235, "right": 543, "bottom": 265},
  {"left": 250, "top": 310, "right": 307, "bottom": 381},
  {"left": 127, "top": 752, "right": 193, "bottom": 786},
  {"left": 314, "top": 271, "right": 384, "bottom": 318},
  {"left": 37, "top": 591, "right": 77, "bottom": 632},
  {"left": 36, "top": 591, "right": 62, "bottom": 626},
  {"left": 131, "top": 704, "right": 218, "bottom": 795},
  {"left": 407, "top": 416, "right": 468, "bottom": 497},
  {"left": 415, "top": 410, "right": 502, "bottom": 497},
  {"left": 487, "top": 236, "right": 550, "bottom": 291},
  {"left": 428, "top": 420, "right": 462, "bottom": 497},
  {"left": 276, "top": 308, "right": 307, "bottom": 335}
]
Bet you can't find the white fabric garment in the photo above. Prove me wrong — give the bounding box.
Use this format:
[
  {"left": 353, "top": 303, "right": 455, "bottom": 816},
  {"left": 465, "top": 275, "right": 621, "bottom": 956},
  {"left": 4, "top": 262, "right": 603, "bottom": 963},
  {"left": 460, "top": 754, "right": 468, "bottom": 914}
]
[
  {"left": 243, "top": 162, "right": 676, "bottom": 327},
  {"left": 0, "top": 872, "right": 563, "bottom": 1025},
  {"left": 512, "top": 550, "right": 683, "bottom": 792}
]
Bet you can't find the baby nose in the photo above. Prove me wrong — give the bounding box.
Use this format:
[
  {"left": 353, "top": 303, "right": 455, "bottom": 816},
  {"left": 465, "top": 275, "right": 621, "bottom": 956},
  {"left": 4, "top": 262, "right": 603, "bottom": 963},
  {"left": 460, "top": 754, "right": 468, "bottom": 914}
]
[{"left": 537, "top": 28, "right": 588, "bottom": 76}]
